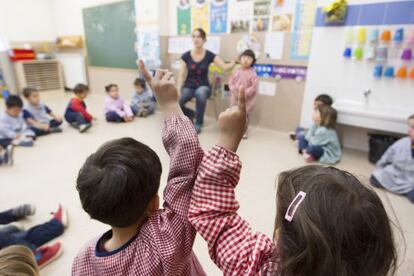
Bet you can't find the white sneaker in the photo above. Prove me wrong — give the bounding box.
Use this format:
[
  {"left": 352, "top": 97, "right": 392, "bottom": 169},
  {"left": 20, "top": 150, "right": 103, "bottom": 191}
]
[{"left": 79, "top": 123, "right": 92, "bottom": 133}]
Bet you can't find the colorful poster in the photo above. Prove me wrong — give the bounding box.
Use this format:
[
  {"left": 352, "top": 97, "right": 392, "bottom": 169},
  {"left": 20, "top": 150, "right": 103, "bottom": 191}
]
[
  {"left": 272, "top": 65, "right": 307, "bottom": 80},
  {"left": 191, "top": 0, "right": 209, "bottom": 33},
  {"left": 229, "top": 0, "right": 253, "bottom": 33},
  {"left": 177, "top": 0, "right": 191, "bottom": 35},
  {"left": 271, "top": 0, "right": 294, "bottom": 32},
  {"left": 253, "top": 0, "right": 271, "bottom": 32},
  {"left": 290, "top": 0, "right": 317, "bottom": 60},
  {"left": 210, "top": 0, "right": 228, "bottom": 33},
  {"left": 254, "top": 64, "right": 273, "bottom": 77},
  {"left": 137, "top": 31, "right": 161, "bottom": 69}
]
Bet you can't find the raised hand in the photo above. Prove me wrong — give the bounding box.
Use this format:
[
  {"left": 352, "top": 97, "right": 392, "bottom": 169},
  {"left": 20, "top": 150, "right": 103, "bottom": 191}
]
[
  {"left": 138, "top": 60, "right": 182, "bottom": 117},
  {"left": 217, "top": 86, "right": 247, "bottom": 152}
]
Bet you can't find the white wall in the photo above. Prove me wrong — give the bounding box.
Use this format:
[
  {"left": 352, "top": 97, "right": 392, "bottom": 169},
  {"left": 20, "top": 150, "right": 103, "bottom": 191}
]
[{"left": 0, "top": 0, "right": 55, "bottom": 41}]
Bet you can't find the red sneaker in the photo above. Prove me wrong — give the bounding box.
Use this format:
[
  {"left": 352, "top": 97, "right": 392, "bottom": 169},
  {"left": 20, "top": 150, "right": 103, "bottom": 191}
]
[
  {"left": 36, "top": 242, "right": 63, "bottom": 269},
  {"left": 52, "top": 204, "right": 68, "bottom": 228}
]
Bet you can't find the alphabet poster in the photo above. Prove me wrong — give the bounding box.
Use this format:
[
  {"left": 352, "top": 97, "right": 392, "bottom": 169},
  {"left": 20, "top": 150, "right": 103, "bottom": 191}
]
[{"left": 210, "top": 0, "right": 228, "bottom": 33}]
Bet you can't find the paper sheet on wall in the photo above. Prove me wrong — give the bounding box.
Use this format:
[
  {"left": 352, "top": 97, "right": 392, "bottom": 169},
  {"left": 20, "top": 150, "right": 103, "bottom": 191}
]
[
  {"left": 137, "top": 31, "right": 161, "bottom": 69},
  {"left": 253, "top": 0, "right": 271, "bottom": 32},
  {"left": 271, "top": 0, "right": 295, "bottom": 32},
  {"left": 135, "top": 0, "right": 159, "bottom": 26},
  {"left": 168, "top": 36, "right": 221, "bottom": 54},
  {"left": 229, "top": 0, "right": 253, "bottom": 33},
  {"left": 210, "top": 0, "right": 228, "bottom": 33},
  {"left": 177, "top": 0, "right": 191, "bottom": 35},
  {"left": 191, "top": 0, "right": 209, "bottom": 33},
  {"left": 258, "top": 80, "right": 276, "bottom": 96},
  {"left": 264, "top": 32, "right": 284, "bottom": 59}
]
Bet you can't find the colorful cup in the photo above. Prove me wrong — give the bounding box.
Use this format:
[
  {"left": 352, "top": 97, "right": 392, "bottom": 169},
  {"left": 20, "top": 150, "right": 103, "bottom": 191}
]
[
  {"left": 401, "top": 48, "right": 412, "bottom": 61},
  {"left": 384, "top": 66, "right": 395, "bottom": 78},
  {"left": 365, "top": 46, "right": 375, "bottom": 60},
  {"left": 381, "top": 29, "right": 391, "bottom": 43},
  {"left": 345, "top": 28, "right": 354, "bottom": 45},
  {"left": 407, "top": 30, "right": 414, "bottom": 45},
  {"left": 373, "top": 64, "right": 383, "bottom": 78},
  {"left": 343, "top": 47, "right": 352, "bottom": 58},
  {"left": 357, "top": 27, "right": 367, "bottom": 44},
  {"left": 368, "top": 29, "right": 379, "bottom": 44},
  {"left": 393, "top": 28, "right": 404, "bottom": 43},
  {"left": 353, "top": 47, "right": 363, "bottom": 60},
  {"left": 409, "top": 67, "right": 414, "bottom": 80},
  {"left": 396, "top": 66, "right": 407, "bottom": 78},
  {"left": 375, "top": 47, "right": 388, "bottom": 62}
]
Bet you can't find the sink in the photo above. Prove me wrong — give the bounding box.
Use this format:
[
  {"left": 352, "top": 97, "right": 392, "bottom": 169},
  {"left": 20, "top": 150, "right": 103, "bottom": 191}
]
[{"left": 333, "top": 99, "right": 411, "bottom": 134}]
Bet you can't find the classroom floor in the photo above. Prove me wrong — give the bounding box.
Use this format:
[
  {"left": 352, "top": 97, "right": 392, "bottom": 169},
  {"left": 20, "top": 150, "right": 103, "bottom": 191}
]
[{"left": 0, "top": 91, "right": 413, "bottom": 275}]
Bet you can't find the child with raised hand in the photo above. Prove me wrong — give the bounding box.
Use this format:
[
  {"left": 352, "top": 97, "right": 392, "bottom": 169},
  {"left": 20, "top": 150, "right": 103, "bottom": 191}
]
[
  {"left": 131, "top": 78, "right": 156, "bottom": 117},
  {"left": 23, "top": 87, "right": 63, "bottom": 136},
  {"left": 0, "top": 95, "right": 35, "bottom": 147},
  {"left": 298, "top": 104, "right": 341, "bottom": 164},
  {"left": 371, "top": 114, "right": 414, "bottom": 203},
  {"left": 104, "top": 84, "right": 134, "bottom": 123},
  {"left": 72, "top": 61, "right": 206, "bottom": 275},
  {"left": 228, "top": 49, "right": 258, "bottom": 139},
  {"left": 189, "top": 86, "right": 397, "bottom": 276},
  {"left": 64, "top": 84, "right": 93, "bottom": 133}
]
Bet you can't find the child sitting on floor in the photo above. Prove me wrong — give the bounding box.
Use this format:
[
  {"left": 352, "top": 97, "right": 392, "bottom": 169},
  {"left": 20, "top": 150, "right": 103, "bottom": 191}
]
[
  {"left": 22, "top": 87, "right": 63, "bottom": 136},
  {"left": 64, "top": 84, "right": 93, "bottom": 133},
  {"left": 290, "top": 94, "right": 333, "bottom": 140},
  {"left": 371, "top": 114, "right": 414, "bottom": 204},
  {"left": 298, "top": 104, "right": 341, "bottom": 164},
  {"left": 229, "top": 49, "right": 258, "bottom": 139},
  {"left": 104, "top": 84, "right": 134, "bottom": 123},
  {"left": 189, "top": 87, "right": 397, "bottom": 276},
  {"left": 131, "top": 78, "right": 155, "bottom": 117},
  {"left": 72, "top": 61, "right": 206, "bottom": 275},
  {"left": 0, "top": 95, "right": 35, "bottom": 147}
]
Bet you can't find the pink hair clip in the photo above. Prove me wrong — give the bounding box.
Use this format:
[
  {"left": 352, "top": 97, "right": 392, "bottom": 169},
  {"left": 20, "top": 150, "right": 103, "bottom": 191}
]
[{"left": 284, "top": 191, "right": 306, "bottom": 222}]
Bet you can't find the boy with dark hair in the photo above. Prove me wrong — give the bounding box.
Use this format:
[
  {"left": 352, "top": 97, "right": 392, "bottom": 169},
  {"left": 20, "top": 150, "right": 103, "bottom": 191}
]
[
  {"left": 0, "top": 95, "right": 35, "bottom": 147},
  {"left": 64, "top": 84, "right": 93, "bottom": 133},
  {"left": 131, "top": 77, "right": 156, "bottom": 117},
  {"left": 72, "top": 61, "right": 206, "bottom": 275},
  {"left": 22, "top": 87, "right": 63, "bottom": 136}
]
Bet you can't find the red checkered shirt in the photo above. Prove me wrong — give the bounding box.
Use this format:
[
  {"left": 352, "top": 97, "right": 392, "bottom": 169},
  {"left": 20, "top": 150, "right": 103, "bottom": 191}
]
[
  {"left": 72, "top": 115, "right": 206, "bottom": 276},
  {"left": 189, "top": 146, "right": 281, "bottom": 276}
]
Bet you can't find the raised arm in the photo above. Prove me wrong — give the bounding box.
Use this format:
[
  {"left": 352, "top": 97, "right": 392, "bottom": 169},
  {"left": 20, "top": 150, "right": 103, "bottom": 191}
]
[
  {"left": 139, "top": 60, "right": 203, "bottom": 217},
  {"left": 189, "top": 87, "right": 277, "bottom": 275}
]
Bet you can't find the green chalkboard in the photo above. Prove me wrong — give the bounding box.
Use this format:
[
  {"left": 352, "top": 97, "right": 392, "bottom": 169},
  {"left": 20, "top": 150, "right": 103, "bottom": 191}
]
[{"left": 82, "top": 1, "right": 137, "bottom": 69}]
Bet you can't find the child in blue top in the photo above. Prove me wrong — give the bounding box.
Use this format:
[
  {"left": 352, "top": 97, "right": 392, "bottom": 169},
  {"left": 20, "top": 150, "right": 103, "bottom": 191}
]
[
  {"left": 371, "top": 114, "right": 414, "bottom": 203},
  {"left": 131, "top": 78, "right": 155, "bottom": 117},
  {"left": 22, "top": 87, "right": 63, "bottom": 136},
  {"left": 298, "top": 104, "right": 341, "bottom": 164}
]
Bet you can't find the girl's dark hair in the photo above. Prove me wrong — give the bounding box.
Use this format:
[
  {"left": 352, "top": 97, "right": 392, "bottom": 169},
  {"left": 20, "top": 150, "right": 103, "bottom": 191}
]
[
  {"left": 22, "top": 87, "right": 38, "bottom": 98},
  {"left": 6, "top": 95, "right": 23, "bottom": 108},
  {"left": 193, "top": 28, "right": 207, "bottom": 41},
  {"left": 134, "top": 78, "right": 146, "bottom": 89},
  {"left": 73, "top": 83, "right": 89, "bottom": 94},
  {"left": 274, "top": 165, "right": 397, "bottom": 276},
  {"left": 318, "top": 105, "right": 337, "bottom": 129},
  {"left": 409, "top": 114, "right": 414, "bottom": 120},
  {"left": 315, "top": 94, "right": 333, "bottom": 106},
  {"left": 240, "top": 49, "right": 256, "bottom": 66},
  {"left": 105, "top": 84, "right": 118, "bottom": 92}
]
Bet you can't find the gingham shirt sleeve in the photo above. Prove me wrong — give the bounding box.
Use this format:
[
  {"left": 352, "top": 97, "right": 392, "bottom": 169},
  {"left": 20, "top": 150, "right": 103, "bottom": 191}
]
[
  {"left": 161, "top": 115, "right": 204, "bottom": 218},
  {"left": 189, "top": 146, "right": 278, "bottom": 276}
]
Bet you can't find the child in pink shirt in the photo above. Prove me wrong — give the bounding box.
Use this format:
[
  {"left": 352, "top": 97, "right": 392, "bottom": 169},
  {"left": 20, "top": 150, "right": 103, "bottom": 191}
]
[
  {"left": 104, "top": 84, "right": 134, "bottom": 123},
  {"left": 229, "top": 49, "right": 258, "bottom": 139}
]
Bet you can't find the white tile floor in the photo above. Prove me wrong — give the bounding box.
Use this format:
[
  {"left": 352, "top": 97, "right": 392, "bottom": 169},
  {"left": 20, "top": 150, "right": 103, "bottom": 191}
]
[{"left": 0, "top": 92, "right": 413, "bottom": 275}]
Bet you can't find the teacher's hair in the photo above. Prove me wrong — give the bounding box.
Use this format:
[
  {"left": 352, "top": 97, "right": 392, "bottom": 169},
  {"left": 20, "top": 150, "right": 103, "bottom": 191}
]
[{"left": 193, "top": 28, "right": 207, "bottom": 41}]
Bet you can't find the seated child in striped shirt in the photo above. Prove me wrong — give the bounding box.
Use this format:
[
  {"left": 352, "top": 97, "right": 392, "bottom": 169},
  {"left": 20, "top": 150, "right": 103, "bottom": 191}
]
[
  {"left": 64, "top": 84, "right": 93, "bottom": 133},
  {"left": 131, "top": 78, "right": 156, "bottom": 117},
  {"left": 72, "top": 61, "right": 206, "bottom": 276},
  {"left": 0, "top": 95, "right": 35, "bottom": 147},
  {"left": 229, "top": 49, "right": 258, "bottom": 139},
  {"left": 104, "top": 84, "right": 134, "bottom": 123},
  {"left": 189, "top": 87, "right": 397, "bottom": 276},
  {"left": 22, "top": 87, "right": 63, "bottom": 136}
]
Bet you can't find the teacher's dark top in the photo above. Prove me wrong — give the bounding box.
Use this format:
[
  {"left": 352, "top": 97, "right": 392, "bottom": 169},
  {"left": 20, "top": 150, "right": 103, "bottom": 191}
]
[{"left": 181, "top": 50, "right": 216, "bottom": 89}]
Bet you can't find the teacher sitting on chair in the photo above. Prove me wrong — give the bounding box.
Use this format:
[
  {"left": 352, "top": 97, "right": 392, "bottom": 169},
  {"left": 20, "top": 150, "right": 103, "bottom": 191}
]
[{"left": 177, "top": 28, "right": 236, "bottom": 134}]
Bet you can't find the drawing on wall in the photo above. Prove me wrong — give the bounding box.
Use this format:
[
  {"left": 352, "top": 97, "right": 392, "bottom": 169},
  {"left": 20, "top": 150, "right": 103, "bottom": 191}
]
[
  {"left": 271, "top": 0, "right": 294, "bottom": 32},
  {"left": 177, "top": 0, "right": 191, "bottom": 35},
  {"left": 137, "top": 31, "right": 161, "bottom": 69},
  {"left": 191, "top": 0, "right": 209, "bottom": 33},
  {"left": 229, "top": 0, "right": 253, "bottom": 33},
  {"left": 253, "top": 0, "right": 271, "bottom": 32},
  {"left": 236, "top": 34, "right": 262, "bottom": 59},
  {"left": 210, "top": 0, "right": 228, "bottom": 33}
]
